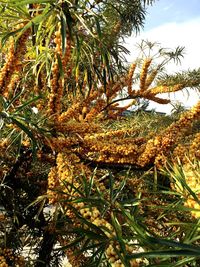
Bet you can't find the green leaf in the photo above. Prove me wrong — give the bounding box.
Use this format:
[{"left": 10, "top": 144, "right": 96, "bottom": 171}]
[
  {"left": 5, "top": 91, "right": 23, "bottom": 111},
  {"left": 95, "top": 17, "right": 102, "bottom": 39},
  {"left": 15, "top": 96, "right": 41, "bottom": 113},
  {"left": 8, "top": 0, "right": 53, "bottom": 5},
  {"left": 0, "top": 95, "right": 7, "bottom": 109},
  {"left": 111, "top": 212, "right": 130, "bottom": 266},
  {"left": 10, "top": 117, "right": 37, "bottom": 159},
  {"left": 85, "top": 244, "right": 106, "bottom": 267},
  {"left": 112, "top": 177, "right": 127, "bottom": 203},
  {"left": 147, "top": 236, "right": 200, "bottom": 253},
  {"left": 108, "top": 171, "right": 114, "bottom": 202},
  {"left": 57, "top": 53, "right": 64, "bottom": 79},
  {"left": 148, "top": 257, "right": 196, "bottom": 267},
  {"left": 1, "top": 28, "right": 22, "bottom": 47},
  {"left": 74, "top": 13, "right": 96, "bottom": 39},
  {"left": 55, "top": 235, "right": 85, "bottom": 251},
  {"left": 72, "top": 228, "right": 106, "bottom": 241},
  {"left": 127, "top": 249, "right": 200, "bottom": 260},
  {"left": 60, "top": 13, "right": 67, "bottom": 54}
]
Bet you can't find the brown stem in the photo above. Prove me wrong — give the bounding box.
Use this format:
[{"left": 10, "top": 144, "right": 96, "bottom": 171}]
[{"left": 35, "top": 230, "right": 56, "bottom": 267}]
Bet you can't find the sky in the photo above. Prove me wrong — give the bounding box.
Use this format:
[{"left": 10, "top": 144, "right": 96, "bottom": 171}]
[{"left": 125, "top": 0, "right": 200, "bottom": 114}]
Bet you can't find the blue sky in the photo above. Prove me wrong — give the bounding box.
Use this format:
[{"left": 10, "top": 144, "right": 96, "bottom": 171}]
[
  {"left": 125, "top": 0, "right": 200, "bottom": 113},
  {"left": 145, "top": 0, "right": 200, "bottom": 30}
]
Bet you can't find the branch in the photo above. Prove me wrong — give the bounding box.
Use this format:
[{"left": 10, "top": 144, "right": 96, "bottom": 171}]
[
  {"left": 74, "top": 151, "right": 152, "bottom": 171},
  {"left": 100, "top": 95, "right": 138, "bottom": 112}
]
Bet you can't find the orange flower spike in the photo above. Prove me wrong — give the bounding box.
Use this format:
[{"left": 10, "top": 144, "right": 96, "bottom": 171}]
[
  {"left": 0, "top": 28, "right": 30, "bottom": 96},
  {"left": 189, "top": 132, "right": 200, "bottom": 159},
  {"left": 54, "top": 25, "right": 62, "bottom": 55},
  {"left": 62, "top": 32, "right": 71, "bottom": 69},
  {"left": 149, "top": 84, "right": 184, "bottom": 95},
  {"left": 127, "top": 63, "right": 136, "bottom": 95},
  {"left": 47, "top": 58, "right": 59, "bottom": 115},
  {"left": 144, "top": 69, "right": 158, "bottom": 90},
  {"left": 140, "top": 58, "right": 152, "bottom": 91},
  {"left": 47, "top": 166, "right": 59, "bottom": 204},
  {"left": 173, "top": 144, "right": 187, "bottom": 162},
  {"left": 142, "top": 92, "right": 170, "bottom": 104},
  {"left": 137, "top": 100, "right": 200, "bottom": 168},
  {"left": 48, "top": 23, "right": 68, "bottom": 117}
]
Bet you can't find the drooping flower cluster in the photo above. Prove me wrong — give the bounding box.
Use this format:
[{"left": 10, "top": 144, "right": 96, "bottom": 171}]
[
  {"left": 47, "top": 20, "right": 72, "bottom": 118},
  {"left": 138, "top": 100, "right": 200, "bottom": 167},
  {"left": 0, "top": 25, "right": 30, "bottom": 97}
]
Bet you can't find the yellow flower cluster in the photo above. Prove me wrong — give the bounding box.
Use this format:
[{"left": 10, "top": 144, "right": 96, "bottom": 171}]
[
  {"left": 0, "top": 248, "right": 25, "bottom": 267},
  {"left": 48, "top": 57, "right": 63, "bottom": 115},
  {"left": 0, "top": 138, "right": 10, "bottom": 150},
  {"left": 48, "top": 26, "right": 72, "bottom": 117},
  {"left": 47, "top": 152, "right": 91, "bottom": 204},
  {"left": 85, "top": 98, "right": 106, "bottom": 120},
  {"left": 47, "top": 166, "right": 59, "bottom": 204},
  {"left": 137, "top": 137, "right": 162, "bottom": 167},
  {"left": 54, "top": 27, "right": 62, "bottom": 55},
  {"left": 106, "top": 79, "right": 126, "bottom": 101},
  {"left": 72, "top": 197, "right": 140, "bottom": 266},
  {"left": 0, "top": 256, "right": 8, "bottom": 267},
  {"left": 127, "top": 63, "right": 136, "bottom": 95},
  {"left": 6, "top": 74, "right": 20, "bottom": 95},
  {"left": 76, "top": 202, "right": 113, "bottom": 235},
  {"left": 107, "top": 100, "right": 137, "bottom": 119},
  {"left": 144, "top": 69, "right": 158, "bottom": 90},
  {"left": 154, "top": 153, "right": 167, "bottom": 169},
  {"left": 62, "top": 31, "right": 72, "bottom": 79},
  {"left": 48, "top": 37, "right": 62, "bottom": 115},
  {"left": 82, "top": 144, "right": 142, "bottom": 165},
  {"left": 84, "top": 129, "right": 139, "bottom": 141},
  {"left": 173, "top": 144, "right": 188, "bottom": 162},
  {"left": 141, "top": 93, "right": 170, "bottom": 104},
  {"left": 106, "top": 243, "right": 139, "bottom": 267},
  {"left": 57, "top": 58, "right": 155, "bottom": 123},
  {"left": 59, "top": 77, "right": 125, "bottom": 122},
  {"left": 56, "top": 121, "right": 101, "bottom": 136},
  {"left": 0, "top": 26, "right": 30, "bottom": 97},
  {"left": 58, "top": 102, "right": 83, "bottom": 122},
  {"left": 48, "top": 153, "right": 126, "bottom": 253},
  {"left": 46, "top": 136, "right": 79, "bottom": 152},
  {"left": 140, "top": 58, "right": 152, "bottom": 91},
  {"left": 189, "top": 132, "right": 200, "bottom": 159},
  {"left": 149, "top": 84, "right": 184, "bottom": 95},
  {"left": 0, "top": 38, "right": 15, "bottom": 95},
  {"left": 47, "top": 153, "right": 138, "bottom": 267},
  {"left": 185, "top": 197, "right": 200, "bottom": 219},
  {"left": 138, "top": 100, "right": 200, "bottom": 167},
  {"left": 84, "top": 138, "right": 138, "bottom": 156}
]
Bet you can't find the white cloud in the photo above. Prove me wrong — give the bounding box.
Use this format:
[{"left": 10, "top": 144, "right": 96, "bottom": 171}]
[
  {"left": 163, "top": 3, "right": 174, "bottom": 11},
  {"left": 126, "top": 17, "right": 200, "bottom": 70},
  {"left": 124, "top": 17, "right": 200, "bottom": 112}
]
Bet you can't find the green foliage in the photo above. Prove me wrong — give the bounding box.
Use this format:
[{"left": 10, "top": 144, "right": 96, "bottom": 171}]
[{"left": 48, "top": 165, "right": 200, "bottom": 266}]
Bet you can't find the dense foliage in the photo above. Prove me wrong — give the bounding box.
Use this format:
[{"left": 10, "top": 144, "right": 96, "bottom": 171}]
[{"left": 1, "top": 1, "right": 200, "bottom": 266}]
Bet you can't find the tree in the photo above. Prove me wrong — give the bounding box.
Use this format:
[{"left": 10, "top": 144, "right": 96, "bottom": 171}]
[{"left": 1, "top": 1, "right": 200, "bottom": 266}]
